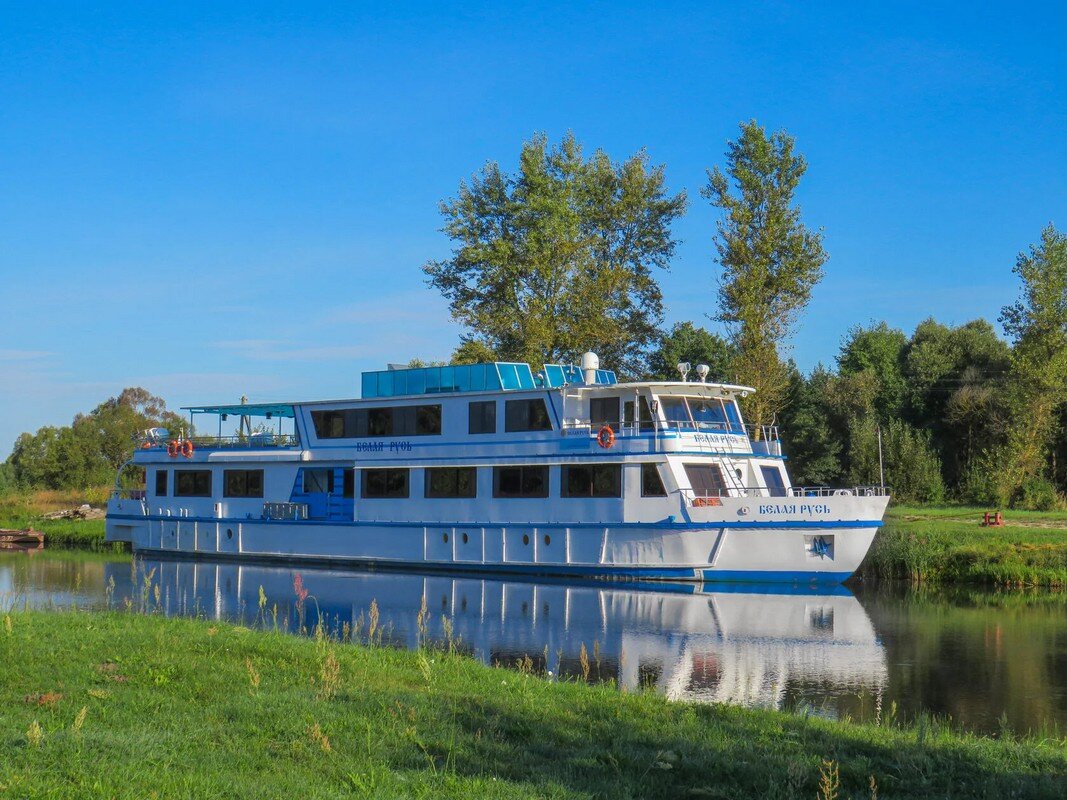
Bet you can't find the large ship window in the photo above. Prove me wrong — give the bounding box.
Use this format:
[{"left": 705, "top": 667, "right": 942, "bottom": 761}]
[
  {"left": 688, "top": 398, "right": 728, "bottom": 431},
  {"left": 425, "top": 467, "right": 477, "bottom": 498},
  {"left": 641, "top": 463, "right": 667, "bottom": 497},
  {"left": 468, "top": 401, "right": 496, "bottom": 434},
  {"left": 660, "top": 397, "right": 691, "bottom": 426},
  {"left": 303, "top": 468, "right": 334, "bottom": 494},
  {"left": 154, "top": 470, "right": 168, "bottom": 497},
  {"left": 311, "top": 405, "right": 442, "bottom": 438},
  {"left": 590, "top": 397, "right": 620, "bottom": 431},
  {"left": 760, "top": 465, "right": 788, "bottom": 497},
  {"left": 174, "top": 470, "right": 212, "bottom": 497},
  {"left": 493, "top": 465, "right": 549, "bottom": 498},
  {"left": 362, "top": 468, "right": 410, "bottom": 499},
  {"left": 683, "top": 463, "right": 727, "bottom": 498},
  {"left": 224, "top": 469, "right": 264, "bottom": 498},
  {"left": 504, "top": 399, "right": 553, "bottom": 432},
  {"left": 561, "top": 464, "right": 621, "bottom": 498}
]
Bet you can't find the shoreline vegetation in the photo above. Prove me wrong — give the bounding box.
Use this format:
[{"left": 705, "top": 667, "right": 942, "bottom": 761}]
[
  {"left": 2, "top": 610, "right": 1065, "bottom": 799},
  {"left": 1, "top": 490, "right": 1066, "bottom": 587}
]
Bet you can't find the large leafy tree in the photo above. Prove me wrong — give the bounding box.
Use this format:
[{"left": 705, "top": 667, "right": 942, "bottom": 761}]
[
  {"left": 998, "top": 224, "right": 1067, "bottom": 501},
  {"left": 424, "top": 133, "right": 686, "bottom": 377},
  {"left": 703, "top": 120, "right": 827, "bottom": 428},
  {"left": 647, "top": 322, "right": 731, "bottom": 382},
  {"left": 6, "top": 387, "right": 185, "bottom": 490}
]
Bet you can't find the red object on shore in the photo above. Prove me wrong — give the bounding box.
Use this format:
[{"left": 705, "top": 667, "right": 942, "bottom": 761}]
[{"left": 981, "top": 511, "right": 1004, "bottom": 527}]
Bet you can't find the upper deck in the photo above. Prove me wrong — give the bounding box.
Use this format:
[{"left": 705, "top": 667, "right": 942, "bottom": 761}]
[{"left": 133, "top": 357, "right": 778, "bottom": 465}]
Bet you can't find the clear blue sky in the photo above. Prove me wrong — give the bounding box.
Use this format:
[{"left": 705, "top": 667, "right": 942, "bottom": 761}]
[{"left": 2, "top": 1, "right": 1064, "bottom": 456}]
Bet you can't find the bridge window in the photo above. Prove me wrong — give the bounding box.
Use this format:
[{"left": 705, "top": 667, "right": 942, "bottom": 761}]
[
  {"left": 362, "top": 468, "right": 410, "bottom": 499},
  {"left": 493, "top": 465, "right": 549, "bottom": 498},
  {"left": 174, "top": 470, "right": 212, "bottom": 497},
  {"left": 154, "top": 470, "right": 167, "bottom": 497},
  {"left": 683, "top": 463, "right": 727, "bottom": 498},
  {"left": 224, "top": 469, "right": 264, "bottom": 498},
  {"left": 688, "top": 398, "right": 728, "bottom": 431},
  {"left": 311, "top": 404, "right": 442, "bottom": 439},
  {"left": 641, "top": 463, "right": 667, "bottom": 497},
  {"left": 425, "top": 467, "right": 477, "bottom": 498},
  {"left": 760, "top": 465, "right": 788, "bottom": 497},
  {"left": 561, "top": 464, "right": 621, "bottom": 498},
  {"left": 468, "top": 401, "right": 496, "bottom": 434},
  {"left": 504, "top": 399, "right": 552, "bottom": 432}
]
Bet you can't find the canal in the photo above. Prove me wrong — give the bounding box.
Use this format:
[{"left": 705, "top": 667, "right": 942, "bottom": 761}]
[{"left": 2, "top": 551, "right": 1065, "bottom": 736}]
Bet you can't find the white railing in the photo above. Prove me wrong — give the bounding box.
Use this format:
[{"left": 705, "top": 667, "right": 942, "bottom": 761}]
[
  {"left": 138, "top": 434, "right": 300, "bottom": 450},
  {"left": 678, "top": 485, "right": 890, "bottom": 505}
]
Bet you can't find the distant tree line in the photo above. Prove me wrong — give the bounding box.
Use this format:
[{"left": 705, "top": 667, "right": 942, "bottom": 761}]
[
  {"left": 426, "top": 125, "right": 1067, "bottom": 508},
  {"left": 3, "top": 388, "right": 185, "bottom": 491}
]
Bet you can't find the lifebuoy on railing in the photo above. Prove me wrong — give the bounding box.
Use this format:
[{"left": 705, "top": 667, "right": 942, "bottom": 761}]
[
  {"left": 693, "top": 496, "right": 707, "bottom": 507},
  {"left": 596, "top": 425, "right": 616, "bottom": 449},
  {"left": 181, "top": 440, "right": 194, "bottom": 458},
  {"left": 166, "top": 440, "right": 179, "bottom": 458}
]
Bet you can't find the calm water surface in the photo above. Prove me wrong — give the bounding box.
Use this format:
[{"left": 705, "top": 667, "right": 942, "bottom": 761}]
[{"left": 2, "top": 551, "right": 1065, "bottom": 736}]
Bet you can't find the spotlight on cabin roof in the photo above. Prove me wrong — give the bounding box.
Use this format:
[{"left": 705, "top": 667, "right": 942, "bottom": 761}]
[
  {"left": 677, "top": 362, "right": 691, "bottom": 382},
  {"left": 696, "top": 364, "right": 710, "bottom": 383}
]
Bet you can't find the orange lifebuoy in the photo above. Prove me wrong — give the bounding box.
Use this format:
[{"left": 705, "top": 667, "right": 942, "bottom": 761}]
[
  {"left": 141, "top": 442, "right": 151, "bottom": 449},
  {"left": 693, "top": 497, "right": 708, "bottom": 507},
  {"left": 596, "top": 425, "right": 615, "bottom": 449},
  {"left": 166, "top": 440, "right": 179, "bottom": 458},
  {"left": 181, "top": 440, "right": 194, "bottom": 458}
]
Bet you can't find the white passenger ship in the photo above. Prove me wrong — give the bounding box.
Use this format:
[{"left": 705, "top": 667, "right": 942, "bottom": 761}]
[{"left": 106, "top": 354, "right": 889, "bottom": 583}]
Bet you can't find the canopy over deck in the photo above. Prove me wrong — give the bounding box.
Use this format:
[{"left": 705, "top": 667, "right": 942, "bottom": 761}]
[{"left": 182, "top": 403, "right": 296, "bottom": 419}]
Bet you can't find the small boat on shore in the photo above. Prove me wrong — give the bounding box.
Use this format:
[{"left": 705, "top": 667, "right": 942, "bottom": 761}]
[{"left": 0, "top": 529, "right": 45, "bottom": 550}]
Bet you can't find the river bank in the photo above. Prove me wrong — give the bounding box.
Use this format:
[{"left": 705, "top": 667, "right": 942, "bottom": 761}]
[
  {"left": 2, "top": 609, "right": 1065, "bottom": 799},
  {"left": 856, "top": 505, "right": 1067, "bottom": 587}
]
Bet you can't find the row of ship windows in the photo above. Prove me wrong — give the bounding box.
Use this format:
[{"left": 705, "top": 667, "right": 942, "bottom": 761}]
[
  {"left": 153, "top": 463, "right": 671, "bottom": 500},
  {"left": 310, "top": 398, "right": 553, "bottom": 439}
]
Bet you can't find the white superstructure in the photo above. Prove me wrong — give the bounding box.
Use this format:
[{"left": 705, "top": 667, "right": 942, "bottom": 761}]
[{"left": 106, "top": 356, "right": 889, "bottom": 583}]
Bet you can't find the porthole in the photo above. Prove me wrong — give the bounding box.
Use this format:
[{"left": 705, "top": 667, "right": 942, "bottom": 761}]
[
  {"left": 226, "top": 528, "right": 233, "bottom": 540},
  {"left": 443, "top": 533, "right": 449, "bottom": 543},
  {"left": 522, "top": 534, "right": 530, "bottom": 545},
  {"left": 544, "top": 534, "right": 551, "bottom": 546},
  {"left": 462, "top": 533, "right": 469, "bottom": 544}
]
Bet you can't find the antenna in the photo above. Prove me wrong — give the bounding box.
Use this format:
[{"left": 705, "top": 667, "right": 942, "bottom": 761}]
[{"left": 676, "top": 362, "right": 691, "bottom": 382}]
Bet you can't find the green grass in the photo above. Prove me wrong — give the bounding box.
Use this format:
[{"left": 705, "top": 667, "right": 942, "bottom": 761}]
[
  {"left": 1, "top": 611, "right": 1065, "bottom": 799},
  {"left": 0, "top": 490, "right": 114, "bottom": 551},
  {"left": 857, "top": 505, "right": 1067, "bottom": 587}
]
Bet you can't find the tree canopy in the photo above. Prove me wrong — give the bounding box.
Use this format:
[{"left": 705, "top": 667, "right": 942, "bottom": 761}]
[
  {"left": 424, "top": 132, "right": 687, "bottom": 377},
  {"left": 703, "top": 120, "right": 827, "bottom": 427}
]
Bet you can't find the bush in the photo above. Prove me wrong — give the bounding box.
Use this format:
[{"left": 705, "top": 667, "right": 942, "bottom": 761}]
[
  {"left": 1013, "top": 477, "right": 1063, "bottom": 511},
  {"left": 848, "top": 417, "right": 945, "bottom": 503}
]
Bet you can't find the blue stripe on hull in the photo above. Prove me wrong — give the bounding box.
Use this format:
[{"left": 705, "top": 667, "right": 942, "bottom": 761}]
[
  {"left": 132, "top": 545, "right": 854, "bottom": 585},
  {"left": 108, "top": 513, "right": 881, "bottom": 531}
]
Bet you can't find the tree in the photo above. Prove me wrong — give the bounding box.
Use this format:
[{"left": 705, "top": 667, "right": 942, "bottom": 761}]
[
  {"left": 647, "top": 322, "right": 732, "bottom": 382},
  {"left": 6, "top": 387, "right": 185, "bottom": 490},
  {"left": 998, "top": 224, "right": 1067, "bottom": 502},
  {"left": 837, "top": 322, "right": 908, "bottom": 419},
  {"left": 778, "top": 364, "right": 844, "bottom": 486},
  {"left": 703, "top": 120, "right": 827, "bottom": 428},
  {"left": 424, "top": 132, "right": 687, "bottom": 377}
]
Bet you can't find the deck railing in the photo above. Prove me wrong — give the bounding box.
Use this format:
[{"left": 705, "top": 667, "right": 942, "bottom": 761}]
[
  {"left": 138, "top": 434, "right": 300, "bottom": 450},
  {"left": 679, "top": 485, "right": 890, "bottom": 504}
]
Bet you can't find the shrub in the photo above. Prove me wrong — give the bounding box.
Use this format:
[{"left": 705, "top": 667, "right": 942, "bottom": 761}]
[{"left": 1013, "top": 477, "right": 1063, "bottom": 511}]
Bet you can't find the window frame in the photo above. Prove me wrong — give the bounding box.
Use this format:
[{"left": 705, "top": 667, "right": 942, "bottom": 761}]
[
  {"left": 560, "top": 464, "right": 622, "bottom": 498},
  {"left": 224, "top": 469, "right": 264, "bottom": 498},
  {"left": 640, "top": 463, "right": 668, "bottom": 497},
  {"left": 154, "top": 469, "right": 168, "bottom": 497},
  {"left": 174, "top": 469, "right": 212, "bottom": 498},
  {"left": 468, "top": 400, "right": 497, "bottom": 435},
  {"left": 504, "top": 398, "right": 553, "bottom": 432},
  {"left": 361, "top": 468, "right": 410, "bottom": 499},
  {"left": 424, "top": 466, "right": 478, "bottom": 499},
  {"left": 492, "top": 465, "right": 550, "bottom": 498}
]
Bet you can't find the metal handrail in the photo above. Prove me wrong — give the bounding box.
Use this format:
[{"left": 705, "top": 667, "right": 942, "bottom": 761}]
[
  {"left": 137, "top": 434, "right": 300, "bottom": 450},
  {"left": 678, "top": 485, "right": 890, "bottom": 504}
]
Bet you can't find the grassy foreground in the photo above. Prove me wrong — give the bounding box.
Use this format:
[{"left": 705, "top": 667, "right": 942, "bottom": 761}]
[
  {"left": 0, "top": 490, "right": 112, "bottom": 551},
  {"left": 857, "top": 505, "right": 1067, "bottom": 587},
  {"left": 2, "top": 612, "right": 1066, "bottom": 799}
]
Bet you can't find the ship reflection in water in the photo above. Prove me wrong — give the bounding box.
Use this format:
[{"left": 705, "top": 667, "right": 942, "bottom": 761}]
[{"left": 109, "top": 558, "right": 888, "bottom": 716}]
